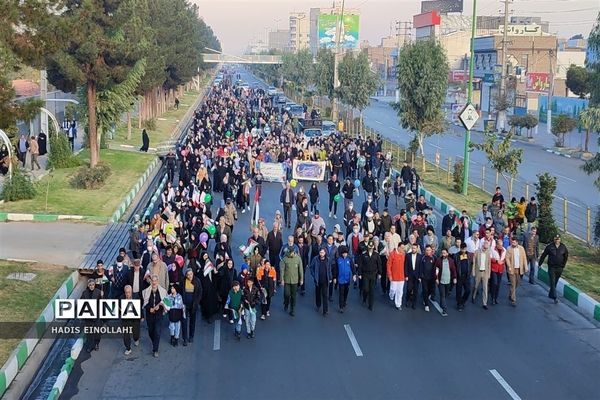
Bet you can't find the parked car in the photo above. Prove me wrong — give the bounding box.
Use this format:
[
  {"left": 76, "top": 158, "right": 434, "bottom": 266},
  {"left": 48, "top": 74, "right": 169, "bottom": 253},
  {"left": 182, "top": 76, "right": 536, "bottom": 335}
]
[
  {"left": 321, "top": 120, "right": 337, "bottom": 137},
  {"left": 285, "top": 104, "right": 305, "bottom": 119},
  {"left": 267, "top": 86, "right": 278, "bottom": 96}
]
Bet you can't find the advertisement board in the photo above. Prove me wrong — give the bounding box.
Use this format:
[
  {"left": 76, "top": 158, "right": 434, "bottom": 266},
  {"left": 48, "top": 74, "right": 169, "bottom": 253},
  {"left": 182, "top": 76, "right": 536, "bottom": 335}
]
[
  {"left": 256, "top": 162, "right": 286, "bottom": 182},
  {"left": 292, "top": 160, "right": 326, "bottom": 182},
  {"left": 421, "top": 0, "right": 464, "bottom": 13},
  {"left": 449, "top": 70, "right": 467, "bottom": 82},
  {"left": 525, "top": 72, "right": 550, "bottom": 93},
  {"left": 318, "top": 14, "right": 359, "bottom": 49}
]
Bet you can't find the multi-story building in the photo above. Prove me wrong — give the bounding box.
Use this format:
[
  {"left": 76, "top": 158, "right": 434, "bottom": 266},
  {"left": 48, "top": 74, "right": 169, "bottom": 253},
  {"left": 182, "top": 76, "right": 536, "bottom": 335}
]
[
  {"left": 473, "top": 34, "right": 557, "bottom": 115},
  {"left": 289, "top": 12, "right": 310, "bottom": 53},
  {"left": 268, "top": 29, "right": 290, "bottom": 52}
]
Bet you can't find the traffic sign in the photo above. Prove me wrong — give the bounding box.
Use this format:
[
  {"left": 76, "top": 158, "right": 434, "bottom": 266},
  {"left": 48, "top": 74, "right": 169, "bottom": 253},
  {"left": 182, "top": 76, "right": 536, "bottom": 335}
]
[{"left": 459, "top": 103, "right": 479, "bottom": 131}]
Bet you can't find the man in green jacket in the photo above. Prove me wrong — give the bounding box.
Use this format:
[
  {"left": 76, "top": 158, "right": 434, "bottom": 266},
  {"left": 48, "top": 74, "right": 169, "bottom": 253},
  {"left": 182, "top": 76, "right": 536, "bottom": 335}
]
[{"left": 280, "top": 249, "right": 304, "bottom": 316}]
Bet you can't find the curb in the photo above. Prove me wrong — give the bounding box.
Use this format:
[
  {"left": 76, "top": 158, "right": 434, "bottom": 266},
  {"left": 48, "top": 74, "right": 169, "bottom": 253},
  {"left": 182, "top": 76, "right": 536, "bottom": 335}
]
[
  {"left": 0, "top": 272, "right": 80, "bottom": 398},
  {"left": 417, "top": 185, "right": 600, "bottom": 323},
  {"left": 544, "top": 148, "right": 574, "bottom": 159},
  {"left": 142, "top": 173, "right": 168, "bottom": 220},
  {"left": 46, "top": 337, "right": 84, "bottom": 400},
  {"left": 0, "top": 213, "right": 109, "bottom": 223},
  {"left": 110, "top": 158, "right": 159, "bottom": 223}
]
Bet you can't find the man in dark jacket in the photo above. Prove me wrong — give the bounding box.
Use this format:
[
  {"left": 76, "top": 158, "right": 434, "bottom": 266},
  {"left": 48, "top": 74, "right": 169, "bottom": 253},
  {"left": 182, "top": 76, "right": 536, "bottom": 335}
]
[
  {"left": 419, "top": 245, "right": 437, "bottom": 312},
  {"left": 403, "top": 243, "right": 423, "bottom": 310},
  {"left": 361, "top": 170, "right": 376, "bottom": 200},
  {"left": 453, "top": 243, "right": 472, "bottom": 311},
  {"left": 279, "top": 182, "right": 295, "bottom": 229},
  {"left": 327, "top": 174, "right": 341, "bottom": 219},
  {"left": 525, "top": 197, "right": 538, "bottom": 231},
  {"left": 538, "top": 235, "right": 569, "bottom": 304},
  {"left": 110, "top": 256, "right": 131, "bottom": 300},
  {"left": 297, "top": 236, "right": 310, "bottom": 295},
  {"left": 180, "top": 268, "right": 202, "bottom": 345},
  {"left": 357, "top": 241, "right": 382, "bottom": 310},
  {"left": 81, "top": 278, "right": 102, "bottom": 353},
  {"left": 310, "top": 248, "right": 331, "bottom": 315},
  {"left": 441, "top": 209, "right": 456, "bottom": 237},
  {"left": 128, "top": 259, "right": 147, "bottom": 300},
  {"left": 266, "top": 222, "right": 283, "bottom": 277}
]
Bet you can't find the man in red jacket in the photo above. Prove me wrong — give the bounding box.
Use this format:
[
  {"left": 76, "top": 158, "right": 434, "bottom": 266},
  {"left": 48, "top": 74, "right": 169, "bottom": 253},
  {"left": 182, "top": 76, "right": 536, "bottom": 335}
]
[
  {"left": 387, "top": 243, "right": 406, "bottom": 310},
  {"left": 435, "top": 248, "right": 457, "bottom": 316}
]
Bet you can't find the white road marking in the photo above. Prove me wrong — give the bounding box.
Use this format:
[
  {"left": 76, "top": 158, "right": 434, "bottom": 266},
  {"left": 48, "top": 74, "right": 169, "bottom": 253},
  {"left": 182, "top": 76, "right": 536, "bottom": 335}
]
[
  {"left": 490, "top": 369, "right": 522, "bottom": 400},
  {"left": 375, "top": 120, "right": 383, "bottom": 125},
  {"left": 213, "top": 319, "right": 221, "bottom": 351},
  {"left": 390, "top": 127, "right": 400, "bottom": 131},
  {"left": 553, "top": 173, "right": 576, "bottom": 183},
  {"left": 429, "top": 299, "right": 444, "bottom": 315},
  {"left": 428, "top": 143, "right": 442, "bottom": 150},
  {"left": 344, "top": 324, "right": 363, "bottom": 357}
]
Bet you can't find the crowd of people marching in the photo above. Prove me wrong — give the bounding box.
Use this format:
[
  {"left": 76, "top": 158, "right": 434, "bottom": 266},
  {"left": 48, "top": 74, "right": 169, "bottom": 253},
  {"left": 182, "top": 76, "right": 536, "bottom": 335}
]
[{"left": 80, "top": 69, "right": 569, "bottom": 358}]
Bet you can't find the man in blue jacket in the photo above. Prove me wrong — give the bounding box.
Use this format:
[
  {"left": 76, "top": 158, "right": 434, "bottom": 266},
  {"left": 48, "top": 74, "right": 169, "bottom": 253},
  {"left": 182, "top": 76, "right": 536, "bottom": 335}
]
[
  {"left": 310, "top": 248, "right": 331, "bottom": 316},
  {"left": 333, "top": 246, "right": 356, "bottom": 313}
]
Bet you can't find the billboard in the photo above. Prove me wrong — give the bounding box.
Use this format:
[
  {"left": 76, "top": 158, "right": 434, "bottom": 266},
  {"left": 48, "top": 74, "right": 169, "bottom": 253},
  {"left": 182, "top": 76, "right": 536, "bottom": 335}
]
[
  {"left": 525, "top": 72, "right": 550, "bottom": 93},
  {"left": 421, "top": 0, "right": 463, "bottom": 13},
  {"left": 318, "top": 14, "right": 359, "bottom": 49}
]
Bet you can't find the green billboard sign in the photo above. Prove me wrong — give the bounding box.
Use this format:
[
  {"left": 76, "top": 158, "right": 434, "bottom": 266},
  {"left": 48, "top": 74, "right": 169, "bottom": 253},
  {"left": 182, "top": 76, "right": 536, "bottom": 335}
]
[{"left": 318, "top": 14, "right": 359, "bottom": 49}]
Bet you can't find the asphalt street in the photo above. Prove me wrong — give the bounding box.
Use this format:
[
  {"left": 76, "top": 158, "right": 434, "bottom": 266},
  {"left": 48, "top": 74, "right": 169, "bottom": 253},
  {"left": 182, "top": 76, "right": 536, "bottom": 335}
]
[
  {"left": 241, "top": 69, "right": 597, "bottom": 241},
  {"left": 61, "top": 179, "right": 600, "bottom": 400}
]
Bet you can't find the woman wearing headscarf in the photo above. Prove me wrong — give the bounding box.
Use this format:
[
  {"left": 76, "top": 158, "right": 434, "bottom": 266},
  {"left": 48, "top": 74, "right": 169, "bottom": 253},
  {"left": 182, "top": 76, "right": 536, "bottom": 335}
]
[{"left": 199, "top": 252, "right": 219, "bottom": 323}]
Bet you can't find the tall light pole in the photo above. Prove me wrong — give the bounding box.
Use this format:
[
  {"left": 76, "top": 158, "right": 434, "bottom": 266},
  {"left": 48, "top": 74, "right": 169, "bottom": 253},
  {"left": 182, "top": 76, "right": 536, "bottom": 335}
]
[
  {"left": 462, "top": 0, "right": 478, "bottom": 195},
  {"left": 332, "top": 0, "right": 346, "bottom": 123}
]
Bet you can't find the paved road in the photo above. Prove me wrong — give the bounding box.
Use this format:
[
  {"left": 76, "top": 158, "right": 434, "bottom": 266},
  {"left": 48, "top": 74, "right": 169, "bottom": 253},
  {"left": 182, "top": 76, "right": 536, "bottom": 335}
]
[
  {"left": 362, "top": 100, "right": 597, "bottom": 205},
  {"left": 59, "top": 177, "right": 600, "bottom": 400},
  {"left": 0, "top": 221, "right": 104, "bottom": 267},
  {"left": 241, "top": 68, "right": 597, "bottom": 240}
]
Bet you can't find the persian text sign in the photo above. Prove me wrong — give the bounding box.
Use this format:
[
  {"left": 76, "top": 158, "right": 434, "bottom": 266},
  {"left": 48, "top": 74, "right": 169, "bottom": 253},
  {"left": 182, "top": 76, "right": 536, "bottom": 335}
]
[
  {"left": 256, "top": 162, "right": 285, "bottom": 182},
  {"left": 292, "top": 160, "right": 326, "bottom": 182},
  {"left": 525, "top": 72, "right": 550, "bottom": 93}
]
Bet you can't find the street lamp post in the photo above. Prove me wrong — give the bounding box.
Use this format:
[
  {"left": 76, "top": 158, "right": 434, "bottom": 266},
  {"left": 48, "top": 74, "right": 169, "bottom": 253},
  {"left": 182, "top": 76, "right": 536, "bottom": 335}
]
[
  {"left": 332, "top": 0, "right": 346, "bottom": 123},
  {"left": 462, "top": 0, "right": 478, "bottom": 195}
]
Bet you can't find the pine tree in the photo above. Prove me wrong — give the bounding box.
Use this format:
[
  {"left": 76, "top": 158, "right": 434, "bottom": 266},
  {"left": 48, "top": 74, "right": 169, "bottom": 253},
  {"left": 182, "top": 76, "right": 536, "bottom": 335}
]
[{"left": 535, "top": 173, "right": 559, "bottom": 243}]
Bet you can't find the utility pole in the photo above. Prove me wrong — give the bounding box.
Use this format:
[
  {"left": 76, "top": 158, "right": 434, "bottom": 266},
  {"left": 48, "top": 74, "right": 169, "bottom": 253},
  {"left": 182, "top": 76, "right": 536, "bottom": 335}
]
[
  {"left": 462, "top": 0, "right": 478, "bottom": 195},
  {"left": 40, "top": 70, "right": 48, "bottom": 136},
  {"left": 498, "top": 0, "right": 511, "bottom": 132},
  {"left": 547, "top": 48, "right": 555, "bottom": 134},
  {"left": 332, "top": 0, "right": 346, "bottom": 123}
]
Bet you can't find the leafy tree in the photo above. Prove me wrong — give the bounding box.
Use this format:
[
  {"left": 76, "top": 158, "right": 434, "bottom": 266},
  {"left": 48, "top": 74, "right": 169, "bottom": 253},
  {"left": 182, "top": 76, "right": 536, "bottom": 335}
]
[
  {"left": 282, "top": 49, "right": 313, "bottom": 96},
  {"left": 586, "top": 13, "right": 600, "bottom": 105},
  {"left": 337, "top": 52, "right": 379, "bottom": 128},
  {"left": 579, "top": 106, "right": 600, "bottom": 152},
  {"left": 0, "top": 2, "right": 50, "bottom": 140},
  {"left": 42, "top": 0, "right": 150, "bottom": 168},
  {"left": 566, "top": 64, "right": 590, "bottom": 98},
  {"left": 313, "top": 48, "right": 335, "bottom": 103},
  {"left": 535, "top": 173, "right": 559, "bottom": 243},
  {"left": 396, "top": 40, "right": 449, "bottom": 155},
  {"left": 551, "top": 114, "right": 578, "bottom": 147},
  {"left": 470, "top": 132, "right": 523, "bottom": 197}
]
